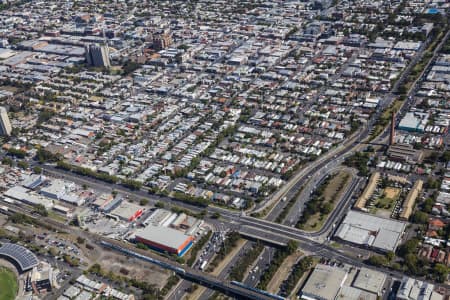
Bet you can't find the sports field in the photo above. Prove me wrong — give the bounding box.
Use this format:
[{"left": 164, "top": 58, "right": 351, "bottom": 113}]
[{"left": 0, "top": 267, "right": 18, "bottom": 300}]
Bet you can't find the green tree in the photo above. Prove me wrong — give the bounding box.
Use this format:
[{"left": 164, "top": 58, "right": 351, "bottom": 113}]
[
  {"left": 397, "top": 238, "right": 420, "bottom": 257},
  {"left": 411, "top": 211, "right": 428, "bottom": 224},
  {"left": 33, "top": 166, "right": 42, "bottom": 174},
  {"left": 155, "top": 201, "right": 165, "bottom": 208},
  {"left": 441, "top": 151, "right": 450, "bottom": 162},
  {"left": 386, "top": 251, "right": 395, "bottom": 262},
  {"left": 136, "top": 243, "right": 147, "bottom": 250},
  {"left": 33, "top": 204, "right": 48, "bottom": 217},
  {"left": 367, "top": 255, "right": 387, "bottom": 266},
  {"left": 37, "top": 109, "right": 55, "bottom": 125},
  {"left": 433, "top": 263, "right": 448, "bottom": 283},
  {"left": 320, "top": 202, "right": 333, "bottom": 214},
  {"left": 17, "top": 160, "right": 28, "bottom": 169},
  {"left": 286, "top": 240, "right": 298, "bottom": 254},
  {"left": 36, "top": 148, "right": 60, "bottom": 163},
  {"left": 1, "top": 157, "right": 12, "bottom": 166},
  {"left": 404, "top": 253, "right": 419, "bottom": 275},
  {"left": 7, "top": 148, "right": 26, "bottom": 158}
]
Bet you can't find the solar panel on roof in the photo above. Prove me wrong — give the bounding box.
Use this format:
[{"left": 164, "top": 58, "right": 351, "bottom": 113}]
[{"left": 0, "top": 243, "right": 39, "bottom": 271}]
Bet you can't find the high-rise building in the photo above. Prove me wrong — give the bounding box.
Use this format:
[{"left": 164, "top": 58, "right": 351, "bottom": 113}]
[
  {"left": 85, "top": 43, "right": 110, "bottom": 68},
  {"left": 153, "top": 29, "right": 172, "bottom": 50},
  {"left": 0, "top": 106, "right": 11, "bottom": 136}
]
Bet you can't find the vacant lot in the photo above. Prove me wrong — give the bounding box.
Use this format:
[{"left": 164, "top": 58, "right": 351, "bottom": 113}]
[
  {"left": 98, "top": 251, "right": 171, "bottom": 289},
  {"left": 384, "top": 187, "right": 401, "bottom": 199},
  {"left": 0, "top": 267, "right": 17, "bottom": 300}
]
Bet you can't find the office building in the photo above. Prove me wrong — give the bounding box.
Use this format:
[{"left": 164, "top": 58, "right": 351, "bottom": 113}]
[
  {"left": 153, "top": 29, "right": 172, "bottom": 50},
  {"left": 85, "top": 44, "right": 110, "bottom": 68},
  {"left": 0, "top": 106, "right": 11, "bottom": 136}
]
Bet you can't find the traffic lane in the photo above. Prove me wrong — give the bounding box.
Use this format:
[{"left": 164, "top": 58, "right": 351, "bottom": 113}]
[
  {"left": 198, "top": 241, "right": 254, "bottom": 300},
  {"left": 282, "top": 165, "right": 345, "bottom": 227},
  {"left": 255, "top": 126, "right": 364, "bottom": 214},
  {"left": 166, "top": 280, "right": 190, "bottom": 300},
  {"left": 244, "top": 246, "right": 275, "bottom": 288},
  {"left": 263, "top": 134, "right": 363, "bottom": 222}
]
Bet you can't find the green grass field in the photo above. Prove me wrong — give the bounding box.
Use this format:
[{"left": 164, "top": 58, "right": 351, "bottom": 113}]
[{"left": 0, "top": 267, "right": 18, "bottom": 300}]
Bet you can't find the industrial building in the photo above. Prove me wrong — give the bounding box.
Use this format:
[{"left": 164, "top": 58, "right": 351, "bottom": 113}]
[
  {"left": 109, "top": 201, "right": 144, "bottom": 222},
  {"left": 142, "top": 209, "right": 203, "bottom": 235},
  {"left": 93, "top": 193, "right": 122, "bottom": 213},
  {"left": 352, "top": 267, "right": 386, "bottom": 296},
  {"left": 40, "top": 179, "right": 85, "bottom": 206},
  {"left": 4, "top": 185, "right": 53, "bottom": 209},
  {"left": 170, "top": 213, "right": 203, "bottom": 235},
  {"left": 300, "top": 264, "right": 348, "bottom": 300},
  {"left": 301, "top": 264, "right": 388, "bottom": 300},
  {"left": 387, "top": 144, "right": 423, "bottom": 163},
  {"left": 0, "top": 243, "right": 39, "bottom": 272},
  {"left": 398, "top": 112, "right": 427, "bottom": 133},
  {"left": 134, "top": 225, "right": 193, "bottom": 257},
  {"left": 0, "top": 106, "right": 12, "bottom": 136},
  {"left": 399, "top": 180, "right": 423, "bottom": 221},
  {"left": 30, "top": 261, "right": 53, "bottom": 294},
  {"left": 21, "top": 174, "right": 47, "bottom": 190},
  {"left": 335, "top": 210, "right": 406, "bottom": 252},
  {"left": 335, "top": 286, "right": 376, "bottom": 300},
  {"left": 143, "top": 208, "right": 176, "bottom": 227}
]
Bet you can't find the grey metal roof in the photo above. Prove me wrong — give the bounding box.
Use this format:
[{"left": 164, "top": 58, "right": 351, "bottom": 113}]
[{"left": 0, "top": 243, "right": 39, "bottom": 272}]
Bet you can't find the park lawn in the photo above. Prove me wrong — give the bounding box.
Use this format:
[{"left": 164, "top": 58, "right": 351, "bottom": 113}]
[
  {"left": 300, "top": 212, "right": 325, "bottom": 231},
  {"left": 301, "top": 170, "right": 352, "bottom": 231},
  {"left": 376, "top": 197, "right": 395, "bottom": 210},
  {"left": 0, "top": 267, "right": 18, "bottom": 300},
  {"left": 322, "top": 170, "right": 351, "bottom": 203}
]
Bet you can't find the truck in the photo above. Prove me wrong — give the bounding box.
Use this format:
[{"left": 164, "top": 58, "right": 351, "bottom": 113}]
[{"left": 200, "top": 260, "right": 208, "bottom": 271}]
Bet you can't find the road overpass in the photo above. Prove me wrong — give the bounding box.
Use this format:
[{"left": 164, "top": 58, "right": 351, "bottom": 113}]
[{"left": 238, "top": 225, "right": 289, "bottom": 246}]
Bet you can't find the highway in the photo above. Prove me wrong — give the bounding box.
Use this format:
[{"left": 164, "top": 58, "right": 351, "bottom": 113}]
[
  {"left": 197, "top": 241, "right": 255, "bottom": 300},
  {"left": 243, "top": 246, "right": 275, "bottom": 288}
]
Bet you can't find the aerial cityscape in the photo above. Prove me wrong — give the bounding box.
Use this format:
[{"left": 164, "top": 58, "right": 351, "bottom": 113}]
[{"left": 0, "top": 0, "right": 448, "bottom": 299}]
